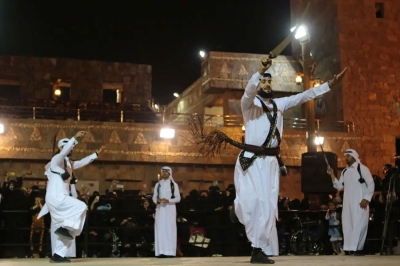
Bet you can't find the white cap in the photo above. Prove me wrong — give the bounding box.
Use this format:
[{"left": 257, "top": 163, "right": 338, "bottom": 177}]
[{"left": 58, "top": 138, "right": 70, "bottom": 149}]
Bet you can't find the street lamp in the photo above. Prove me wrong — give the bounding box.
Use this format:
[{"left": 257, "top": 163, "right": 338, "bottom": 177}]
[
  {"left": 199, "top": 50, "right": 205, "bottom": 58},
  {"left": 291, "top": 24, "right": 315, "bottom": 152},
  {"left": 173, "top": 93, "right": 179, "bottom": 98}
]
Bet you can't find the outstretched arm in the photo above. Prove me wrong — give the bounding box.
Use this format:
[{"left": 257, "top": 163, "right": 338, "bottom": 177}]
[
  {"left": 71, "top": 153, "right": 98, "bottom": 170},
  {"left": 282, "top": 68, "right": 347, "bottom": 111},
  {"left": 281, "top": 83, "right": 330, "bottom": 111},
  {"left": 71, "top": 145, "right": 105, "bottom": 170}
]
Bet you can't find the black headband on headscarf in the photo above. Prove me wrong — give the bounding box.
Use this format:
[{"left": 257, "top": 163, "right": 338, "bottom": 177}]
[{"left": 263, "top": 73, "right": 272, "bottom": 78}]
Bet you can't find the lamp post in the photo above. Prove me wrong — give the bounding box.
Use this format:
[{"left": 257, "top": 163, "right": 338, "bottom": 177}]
[{"left": 292, "top": 25, "right": 316, "bottom": 152}]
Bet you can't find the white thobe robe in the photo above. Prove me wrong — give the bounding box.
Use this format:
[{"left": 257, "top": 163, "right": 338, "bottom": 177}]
[
  {"left": 332, "top": 162, "right": 374, "bottom": 251},
  {"left": 234, "top": 72, "right": 330, "bottom": 255},
  {"left": 52, "top": 184, "right": 78, "bottom": 258},
  {"left": 38, "top": 137, "right": 97, "bottom": 257},
  {"left": 152, "top": 179, "right": 181, "bottom": 256}
]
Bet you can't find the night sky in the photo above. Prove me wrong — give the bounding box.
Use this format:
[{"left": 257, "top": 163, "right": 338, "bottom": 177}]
[{"left": 0, "top": 0, "right": 291, "bottom": 104}]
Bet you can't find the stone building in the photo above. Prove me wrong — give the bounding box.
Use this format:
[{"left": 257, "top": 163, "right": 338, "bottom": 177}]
[
  {"left": 166, "top": 52, "right": 306, "bottom": 128},
  {"left": 290, "top": 0, "right": 400, "bottom": 175},
  {"left": 0, "top": 56, "right": 152, "bottom": 104},
  {"left": 2, "top": 0, "right": 394, "bottom": 199}
]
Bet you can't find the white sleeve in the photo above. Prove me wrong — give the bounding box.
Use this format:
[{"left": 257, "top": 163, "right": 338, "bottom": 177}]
[
  {"left": 50, "top": 137, "right": 79, "bottom": 174},
  {"left": 50, "top": 154, "right": 66, "bottom": 174},
  {"left": 70, "top": 184, "right": 78, "bottom": 198},
  {"left": 333, "top": 171, "right": 344, "bottom": 191},
  {"left": 361, "top": 165, "right": 375, "bottom": 201},
  {"left": 152, "top": 183, "right": 159, "bottom": 205},
  {"left": 281, "top": 82, "right": 330, "bottom": 111},
  {"left": 59, "top": 138, "right": 78, "bottom": 157},
  {"left": 71, "top": 153, "right": 98, "bottom": 170},
  {"left": 169, "top": 182, "right": 181, "bottom": 204},
  {"left": 241, "top": 72, "right": 263, "bottom": 112}
]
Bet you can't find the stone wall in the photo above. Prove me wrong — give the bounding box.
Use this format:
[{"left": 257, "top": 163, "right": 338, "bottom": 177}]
[
  {"left": 290, "top": 0, "right": 399, "bottom": 176},
  {"left": 0, "top": 118, "right": 376, "bottom": 198},
  {"left": 0, "top": 56, "right": 152, "bottom": 105},
  {"left": 206, "top": 52, "right": 303, "bottom": 93},
  {"left": 338, "top": 0, "right": 400, "bottom": 171}
]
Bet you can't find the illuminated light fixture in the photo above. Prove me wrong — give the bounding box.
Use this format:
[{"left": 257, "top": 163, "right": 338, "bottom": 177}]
[
  {"left": 294, "top": 73, "right": 304, "bottom": 85},
  {"left": 242, "top": 125, "right": 245, "bottom": 131},
  {"left": 154, "top": 104, "right": 159, "bottom": 109},
  {"left": 54, "top": 89, "right": 61, "bottom": 96},
  {"left": 160, "top": 128, "right": 175, "bottom": 139},
  {"left": 314, "top": 136, "right": 324, "bottom": 145},
  {"left": 291, "top": 25, "right": 309, "bottom": 41},
  {"left": 199, "top": 50, "right": 205, "bottom": 58},
  {"left": 313, "top": 78, "right": 323, "bottom": 87},
  {"left": 0, "top": 124, "right": 4, "bottom": 134},
  {"left": 173, "top": 92, "right": 179, "bottom": 98}
]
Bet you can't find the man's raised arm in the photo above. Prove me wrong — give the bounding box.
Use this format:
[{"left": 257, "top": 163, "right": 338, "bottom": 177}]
[{"left": 241, "top": 58, "right": 272, "bottom": 112}]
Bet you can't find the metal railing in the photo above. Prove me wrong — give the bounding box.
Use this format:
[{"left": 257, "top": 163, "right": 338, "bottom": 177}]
[
  {"left": 0, "top": 208, "right": 392, "bottom": 257},
  {"left": 0, "top": 105, "right": 354, "bottom": 132}
]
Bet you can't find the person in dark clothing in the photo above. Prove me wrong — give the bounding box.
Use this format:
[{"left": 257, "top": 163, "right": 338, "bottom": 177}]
[
  {"left": 205, "top": 186, "right": 224, "bottom": 257},
  {"left": 30, "top": 197, "right": 45, "bottom": 258},
  {"left": 377, "top": 164, "right": 400, "bottom": 254},
  {"left": 185, "top": 190, "right": 201, "bottom": 211},
  {"left": 2, "top": 178, "right": 30, "bottom": 258}
]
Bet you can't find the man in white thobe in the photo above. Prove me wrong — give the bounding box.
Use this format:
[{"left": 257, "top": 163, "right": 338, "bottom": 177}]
[
  {"left": 327, "top": 149, "right": 374, "bottom": 256},
  {"left": 38, "top": 131, "right": 103, "bottom": 263},
  {"left": 152, "top": 166, "right": 181, "bottom": 258},
  {"left": 234, "top": 57, "right": 346, "bottom": 264},
  {"left": 48, "top": 182, "right": 79, "bottom": 259}
]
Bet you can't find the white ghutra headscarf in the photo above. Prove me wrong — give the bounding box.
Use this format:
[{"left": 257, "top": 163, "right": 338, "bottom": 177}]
[
  {"left": 344, "top": 149, "right": 360, "bottom": 163},
  {"left": 157, "top": 166, "right": 176, "bottom": 200},
  {"left": 161, "top": 166, "right": 175, "bottom": 181}
]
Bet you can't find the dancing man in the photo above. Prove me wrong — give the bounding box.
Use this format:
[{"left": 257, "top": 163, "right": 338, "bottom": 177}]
[
  {"left": 39, "top": 131, "right": 104, "bottom": 263},
  {"left": 152, "top": 166, "right": 181, "bottom": 258},
  {"left": 234, "top": 57, "right": 346, "bottom": 264},
  {"left": 327, "top": 149, "right": 374, "bottom": 256}
]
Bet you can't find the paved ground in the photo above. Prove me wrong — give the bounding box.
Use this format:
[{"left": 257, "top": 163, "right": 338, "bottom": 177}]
[{"left": 0, "top": 256, "right": 399, "bottom": 266}]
